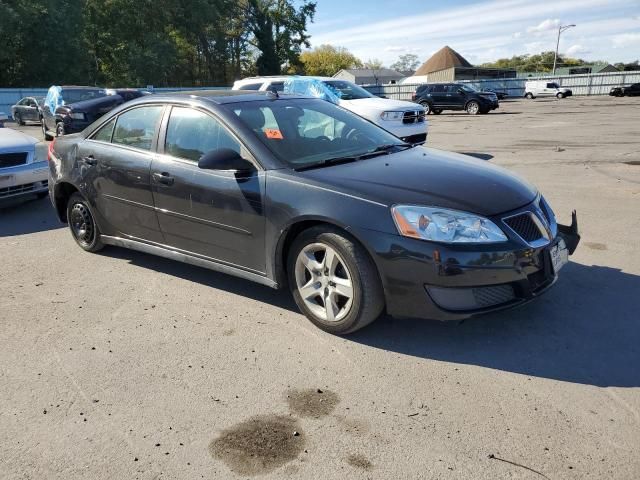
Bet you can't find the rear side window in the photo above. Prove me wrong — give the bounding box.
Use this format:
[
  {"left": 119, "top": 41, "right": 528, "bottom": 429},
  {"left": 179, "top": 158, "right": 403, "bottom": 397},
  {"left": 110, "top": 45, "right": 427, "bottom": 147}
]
[
  {"left": 165, "top": 107, "right": 241, "bottom": 162},
  {"left": 431, "top": 85, "right": 445, "bottom": 93},
  {"left": 268, "top": 82, "right": 285, "bottom": 92},
  {"left": 112, "top": 106, "right": 163, "bottom": 151},
  {"left": 92, "top": 118, "right": 116, "bottom": 142},
  {"left": 240, "top": 83, "right": 262, "bottom": 91}
]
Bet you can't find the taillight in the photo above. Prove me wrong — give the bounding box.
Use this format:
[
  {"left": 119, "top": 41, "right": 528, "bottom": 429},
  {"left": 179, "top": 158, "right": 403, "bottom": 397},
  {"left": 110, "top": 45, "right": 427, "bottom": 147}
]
[
  {"left": 411, "top": 91, "right": 417, "bottom": 101},
  {"left": 47, "top": 138, "right": 56, "bottom": 162}
]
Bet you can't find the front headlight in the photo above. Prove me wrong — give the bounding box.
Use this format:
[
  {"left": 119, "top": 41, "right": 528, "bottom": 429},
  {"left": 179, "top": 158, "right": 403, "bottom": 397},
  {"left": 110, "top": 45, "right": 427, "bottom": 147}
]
[
  {"left": 391, "top": 205, "right": 507, "bottom": 243},
  {"left": 380, "top": 111, "right": 404, "bottom": 121},
  {"left": 69, "top": 112, "right": 85, "bottom": 120}
]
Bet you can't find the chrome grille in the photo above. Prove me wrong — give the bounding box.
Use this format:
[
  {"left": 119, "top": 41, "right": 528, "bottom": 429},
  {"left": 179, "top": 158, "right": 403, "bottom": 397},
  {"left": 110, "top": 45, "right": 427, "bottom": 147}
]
[
  {"left": 0, "top": 182, "right": 35, "bottom": 198},
  {"left": 403, "top": 110, "right": 425, "bottom": 124},
  {"left": 503, "top": 212, "right": 544, "bottom": 243},
  {"left": 0, "top": 152, "right": 28, "bottom": 168}
]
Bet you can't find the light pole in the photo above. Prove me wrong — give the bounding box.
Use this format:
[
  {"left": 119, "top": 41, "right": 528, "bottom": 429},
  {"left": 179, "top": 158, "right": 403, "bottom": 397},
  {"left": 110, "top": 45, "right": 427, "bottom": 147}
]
[{"left": 553, "top": 24, "right": 576, "bottom": 75}]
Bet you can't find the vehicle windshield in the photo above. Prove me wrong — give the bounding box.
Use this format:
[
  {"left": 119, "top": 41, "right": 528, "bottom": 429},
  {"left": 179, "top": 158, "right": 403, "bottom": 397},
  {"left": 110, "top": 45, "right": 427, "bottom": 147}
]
[
  {"left": 62, "top": 89, "right": 107, "bottom": 104},
  {"left": 321, "top": 80, "right": 374, "bottom": 100},
  {"left": 230, "top": 98, "right": 408, "bottom": 169},
  {"left": 460, "top": 84, "right": 477, "bottom": 93}
]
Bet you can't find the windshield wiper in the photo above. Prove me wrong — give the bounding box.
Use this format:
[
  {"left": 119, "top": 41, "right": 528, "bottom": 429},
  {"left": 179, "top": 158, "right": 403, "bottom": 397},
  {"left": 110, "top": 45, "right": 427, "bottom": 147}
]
[
  {"left": 294, "top": 144, "right": 415, "bottom": 171},
  {"left": 294, "top": 156, "right": 358, "bottom": 171}
]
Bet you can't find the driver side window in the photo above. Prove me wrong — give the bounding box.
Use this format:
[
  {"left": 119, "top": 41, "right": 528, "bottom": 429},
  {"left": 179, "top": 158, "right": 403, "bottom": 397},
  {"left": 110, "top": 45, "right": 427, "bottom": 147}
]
[{"left": 297, "top": 108, "right": 346, "bottom": 140}]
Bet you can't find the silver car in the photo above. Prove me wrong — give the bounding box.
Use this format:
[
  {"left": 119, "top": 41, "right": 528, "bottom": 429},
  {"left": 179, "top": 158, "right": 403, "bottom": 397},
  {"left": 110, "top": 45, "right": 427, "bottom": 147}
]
[{"left": 0, "top": 129, "right": 48, "bottom": 200}]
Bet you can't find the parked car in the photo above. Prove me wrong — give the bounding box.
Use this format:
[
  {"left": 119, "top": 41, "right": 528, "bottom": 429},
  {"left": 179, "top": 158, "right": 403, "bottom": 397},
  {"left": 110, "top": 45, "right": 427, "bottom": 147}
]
[
  {"left": 609, "top": 83, "right": 640, "bottom": 97},
  {"left": 486, "top": 89, "right": 508, "bottom": 100},
  {"left": 524, "top": 81, "right": 572, "bottom": 99},
  {"left": 1, "top": 129, "right": 48, "bottom": 200},
  {"left": 233, "top": 76, "right": 428, "bottom": 145},
  {"left": 48, "top": 91, "right": 580, "bottom": 334},
  {"left": 411, "top": 83, "right": 499, "bottom": 115},
  {"left": 11, "top": 96, "right": 45, "bottom": 125},
  {"left": 42, "top": 86, "right": 109, "bottom": 140}
]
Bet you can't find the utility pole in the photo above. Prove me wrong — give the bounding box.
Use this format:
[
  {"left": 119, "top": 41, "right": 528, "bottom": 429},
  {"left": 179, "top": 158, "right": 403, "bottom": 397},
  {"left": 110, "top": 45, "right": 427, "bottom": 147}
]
[{"left": 553, "top": 24, "right": 576, "bottom": 75}]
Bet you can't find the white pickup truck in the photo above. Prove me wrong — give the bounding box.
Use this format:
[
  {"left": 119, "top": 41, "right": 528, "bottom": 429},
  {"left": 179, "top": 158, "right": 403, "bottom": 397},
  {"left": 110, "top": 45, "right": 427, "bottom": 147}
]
[{"left": 232, "top": 76, "right": 428, "bottom": 145}]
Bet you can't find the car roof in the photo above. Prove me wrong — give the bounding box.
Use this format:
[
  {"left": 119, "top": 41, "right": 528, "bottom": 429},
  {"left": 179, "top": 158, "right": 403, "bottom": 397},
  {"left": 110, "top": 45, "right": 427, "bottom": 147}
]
[{"left": 149, "top": 90, "right": 312, "bottom": 104}]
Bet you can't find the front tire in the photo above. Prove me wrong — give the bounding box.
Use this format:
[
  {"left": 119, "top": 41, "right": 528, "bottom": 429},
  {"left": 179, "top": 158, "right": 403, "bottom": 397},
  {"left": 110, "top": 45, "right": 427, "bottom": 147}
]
[
  {"left": 419, "top": 101, "right": 431, "bottom": 115},
  {"left": 15, "top": 113, "right": 24, "bottom": 126},
  {"left": 67, "top": 193, "right": 104, "bottom": 252},
  {"left": 56, "top": 122, "right": 65, "bottom": 137},
  {"left": 42, "top": 121, "right": 54, "bottom": 141},
  {"left": 466, "top": 101, "right": 480, "bottom": 115},
  {"left": 287, "top": 226, "right": 384, "bottom": 335},
  {"left": 556, "top": 92, "right": 565, "bottom": 99}
]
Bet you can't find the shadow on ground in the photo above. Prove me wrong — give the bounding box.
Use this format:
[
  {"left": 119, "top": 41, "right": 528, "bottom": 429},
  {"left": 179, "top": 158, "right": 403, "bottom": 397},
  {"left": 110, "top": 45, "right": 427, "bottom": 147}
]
[
  {"left": 0, "top": 196, "right": 63, "bottom": 236},
  {"left": 104, "top": 244, "right": 639, "bottom": 388},
  {"left": 349, "top": 262, "right": 640, "bottom": 388}
]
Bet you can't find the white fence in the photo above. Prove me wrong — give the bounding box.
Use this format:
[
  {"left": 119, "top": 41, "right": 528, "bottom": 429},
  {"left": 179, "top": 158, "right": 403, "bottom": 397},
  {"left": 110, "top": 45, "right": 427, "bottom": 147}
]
[{"left": 362, "top": 71, "right": 640, "bottom": 100}]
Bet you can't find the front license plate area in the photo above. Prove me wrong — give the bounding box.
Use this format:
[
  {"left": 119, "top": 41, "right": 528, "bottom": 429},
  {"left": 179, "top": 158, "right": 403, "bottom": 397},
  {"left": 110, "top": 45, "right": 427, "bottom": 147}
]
[
  {"left": 550, "top": 238, "right": 569, "bottom": 274},
  {"left": 0, "top": 174, "right": 15, "bottom": 189}
]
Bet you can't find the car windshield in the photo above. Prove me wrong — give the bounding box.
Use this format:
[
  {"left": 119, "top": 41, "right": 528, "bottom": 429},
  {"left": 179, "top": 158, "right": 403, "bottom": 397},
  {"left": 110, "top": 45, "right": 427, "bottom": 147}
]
[
  {"left": 321, "top": 80, "right": 374, "bottom": 100},
  {"left": 460, "top": 85, "right": 477, "bottom": 93},
  {"left": 230, "top": 98, "right": 408, "bottom": 169},
  {"left": 62, "top": 89, "right": 107, "bottom": 104}
]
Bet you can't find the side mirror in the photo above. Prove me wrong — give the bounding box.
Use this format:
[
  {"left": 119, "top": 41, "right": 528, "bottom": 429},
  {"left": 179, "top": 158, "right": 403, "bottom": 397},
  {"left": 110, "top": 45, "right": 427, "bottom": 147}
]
[{"left": 198, "top": 148, "right": 253, "bottom": 172}]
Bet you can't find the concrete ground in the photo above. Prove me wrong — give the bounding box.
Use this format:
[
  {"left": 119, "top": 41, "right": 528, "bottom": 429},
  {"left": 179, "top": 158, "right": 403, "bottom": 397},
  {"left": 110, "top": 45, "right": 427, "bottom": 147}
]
[{"left": 1, "top": 95, "right": 639, "bottom": 479}]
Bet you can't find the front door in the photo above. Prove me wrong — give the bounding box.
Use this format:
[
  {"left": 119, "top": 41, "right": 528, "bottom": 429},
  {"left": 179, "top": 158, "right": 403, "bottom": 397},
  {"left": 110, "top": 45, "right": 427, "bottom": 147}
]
[
  {"left": 151, "top": 106, "right": 266, "bottom": 273},
  {"left": 79, "top": 105, "right": 165, "bottom": 243},
  {"left": 445, "top": 84, "right": 466, "bottom": 108}
]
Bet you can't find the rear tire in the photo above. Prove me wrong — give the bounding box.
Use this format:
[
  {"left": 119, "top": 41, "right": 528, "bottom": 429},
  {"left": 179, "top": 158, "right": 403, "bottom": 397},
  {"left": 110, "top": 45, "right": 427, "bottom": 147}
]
[
  {"left": 287, "top": 226, "right": 384, "bottom": 335},
  {"left": 419, "top": 101, "right": 431, "bottom": 115},
  {"left": 525, "top": 92, "right": 534, "bottom": 99},
  {"left": 66, "top": 193, "right": 104, "bottom": 253}
]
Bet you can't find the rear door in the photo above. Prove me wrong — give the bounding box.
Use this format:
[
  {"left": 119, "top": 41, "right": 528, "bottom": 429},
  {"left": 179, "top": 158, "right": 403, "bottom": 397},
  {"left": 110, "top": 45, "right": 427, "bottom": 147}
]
[
  {"left": 150, "top": 105, "right": 266, "bottom": 273},
  {"left": 429, "top": 84, "right": 447, "bottom": 107},
  {"left": 78, "top": 105, "right": 165, "bottom": 242}
]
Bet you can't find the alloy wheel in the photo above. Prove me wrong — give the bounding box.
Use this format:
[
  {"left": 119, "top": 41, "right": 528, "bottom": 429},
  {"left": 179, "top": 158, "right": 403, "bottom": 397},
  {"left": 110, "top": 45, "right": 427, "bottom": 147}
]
[
  {"left": 294, "top": 242, "right": 354, "bottom": 322},
  {"left": 467, "top": 102, "right": 479, "bottom": 115}
]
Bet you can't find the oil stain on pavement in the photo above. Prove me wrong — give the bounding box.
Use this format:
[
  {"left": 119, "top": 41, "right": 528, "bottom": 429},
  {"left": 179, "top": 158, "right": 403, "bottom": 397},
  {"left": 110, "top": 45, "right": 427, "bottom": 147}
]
[
  {"left": 346, "top": 453, "right": 373, "bottom": 470},
  {"left": 209, "top": 414, "right": 305, "bottom": 475},
  {"left": 286, "top": 388, "right": 339, "bottom": 418}
]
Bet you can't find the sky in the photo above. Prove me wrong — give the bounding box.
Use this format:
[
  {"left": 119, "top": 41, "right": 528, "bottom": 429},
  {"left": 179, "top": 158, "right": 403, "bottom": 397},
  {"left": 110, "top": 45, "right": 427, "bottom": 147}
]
[{"left": 306, "top": 0, "right": 640, "bottom": 66}]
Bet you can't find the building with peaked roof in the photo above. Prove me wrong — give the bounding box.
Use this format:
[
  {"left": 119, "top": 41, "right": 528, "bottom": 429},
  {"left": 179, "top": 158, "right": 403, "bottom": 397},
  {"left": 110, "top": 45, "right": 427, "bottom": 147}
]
[
  {"left": 554, "top": 63, "right": 618, "bottom": 75},
  {"left": 333, "top": 68, "right": 405, "bottom": 85},
  {"left": 404, "top": 46, "right": 516, "bottom": 84}
]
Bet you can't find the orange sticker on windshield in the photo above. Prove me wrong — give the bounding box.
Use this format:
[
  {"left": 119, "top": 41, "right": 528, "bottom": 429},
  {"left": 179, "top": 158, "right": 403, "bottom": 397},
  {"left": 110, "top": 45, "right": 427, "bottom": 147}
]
[{"left": 264, "top": 128, "right": 283, "bottom": 140}]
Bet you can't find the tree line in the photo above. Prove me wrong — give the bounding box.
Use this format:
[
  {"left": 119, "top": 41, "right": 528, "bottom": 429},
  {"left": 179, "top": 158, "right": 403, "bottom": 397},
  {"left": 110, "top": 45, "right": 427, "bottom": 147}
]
[
  {"left": 481, "top": 51, "right": 640, "bottom": 73},
  {"left": 0, "top": 0, "right": 316, "bottom": 87}
]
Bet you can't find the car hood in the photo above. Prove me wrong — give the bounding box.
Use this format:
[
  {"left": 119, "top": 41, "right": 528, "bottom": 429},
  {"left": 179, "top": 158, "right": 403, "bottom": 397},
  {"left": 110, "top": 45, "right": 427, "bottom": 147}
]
[
  {"left": 65, "top": 95, "right": 122, "bottom": 112},
  {"left": 295, "top": 147, "right": 537, "bottom": 217},
  {"left": 0, "top": 128, "right": 38, "bottom": 151},
  {"left": 340, "top": 97, "right": 423, "bottom": 112}
]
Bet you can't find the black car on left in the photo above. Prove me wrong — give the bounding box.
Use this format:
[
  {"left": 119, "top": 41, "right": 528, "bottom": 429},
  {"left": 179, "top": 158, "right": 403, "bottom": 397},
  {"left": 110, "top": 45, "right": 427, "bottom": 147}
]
[
  {"left": 41, "top": 86, "right": 149, "bottom": 140},
  {"left": 11, "top": 96, "right": 45, "bottom": 125}
]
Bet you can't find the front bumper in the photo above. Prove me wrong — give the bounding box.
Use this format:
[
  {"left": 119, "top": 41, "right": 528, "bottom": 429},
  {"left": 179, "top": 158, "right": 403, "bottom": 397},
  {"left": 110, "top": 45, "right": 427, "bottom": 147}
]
[
  {"left": 0, "top": 161, "right": 49, "bottom": 199},
  {"left": 355, "top": 211, "right": 580, "bottom": 321},
  {"left": 383, "top": 121, "right": 428, "bottom": 144}
]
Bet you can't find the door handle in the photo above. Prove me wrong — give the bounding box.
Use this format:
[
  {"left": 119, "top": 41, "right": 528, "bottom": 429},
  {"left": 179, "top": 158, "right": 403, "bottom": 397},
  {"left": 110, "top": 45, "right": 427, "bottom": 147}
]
[
  {"left": 82, "top": 155, "right": 98, "bottom": 166},
  {"left": 153, "top": 172, "right": 174, "bottom": 186}
]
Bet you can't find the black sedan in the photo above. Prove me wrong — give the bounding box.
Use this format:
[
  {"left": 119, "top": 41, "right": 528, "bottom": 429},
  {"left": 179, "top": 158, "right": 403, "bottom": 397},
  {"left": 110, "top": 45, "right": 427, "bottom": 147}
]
[
  {"left": 609, "top": 83, "right": 640, "bottom": 97},
  {"left": 47, "top": 91, "right": 580, "bottom": 334},
  {"left": 11, "top": 96, "right": 44, "bottom": 125}
]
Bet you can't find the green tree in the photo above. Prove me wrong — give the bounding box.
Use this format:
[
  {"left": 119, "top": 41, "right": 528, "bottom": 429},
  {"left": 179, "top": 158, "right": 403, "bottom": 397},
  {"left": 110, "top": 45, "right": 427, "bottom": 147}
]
[
  {"left": 390, "top": 54, "right": 420, "bottom": 72},
  {"left": 614, "top": 60, "right": 640, "bottom": 71},
  {"left": 242, "top": 0, "right": 316, "bottom": 75},
  {"left": 481, "top": 51, "right": 597, "bottom": 73},
  {"left": 299, "top": 44, "right": 362, "bottom": 76},
  {"left": 363, "top": 58, "right": 384, "bottom": 69}
]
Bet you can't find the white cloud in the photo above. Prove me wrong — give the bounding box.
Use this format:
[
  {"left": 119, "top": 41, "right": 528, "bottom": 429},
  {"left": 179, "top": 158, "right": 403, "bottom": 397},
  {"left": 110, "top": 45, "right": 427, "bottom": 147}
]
[
  {"left": 566, "top": 44, "right": 591, "bottom": 55},
  {"left": 513, "top": 31, "right": 523, "bottom": 38},
  {"left": 527, "top": 18, "right": 560, "bottom": 33},
  {"left": 612, "top": 32, "right": 640, "bottom": 48}
]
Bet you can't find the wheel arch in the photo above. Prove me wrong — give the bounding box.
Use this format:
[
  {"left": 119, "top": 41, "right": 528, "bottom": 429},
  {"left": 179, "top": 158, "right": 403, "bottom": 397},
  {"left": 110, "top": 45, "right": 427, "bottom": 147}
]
[
  {"left": 273, "top": 216, "right": 381, "bottom": 289},
  {"left": 53, "top": 181, "right": 80, "bottom": 222}
]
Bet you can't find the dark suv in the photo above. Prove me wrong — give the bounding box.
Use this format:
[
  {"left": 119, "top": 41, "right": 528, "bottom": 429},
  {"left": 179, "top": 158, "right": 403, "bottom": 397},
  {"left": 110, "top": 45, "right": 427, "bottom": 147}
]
[
  {"left": 412, "top": 83, "right": 499, "bottom": 115},
  {"left": 41, "top": 86, "right": 149, "bottom": 140}
]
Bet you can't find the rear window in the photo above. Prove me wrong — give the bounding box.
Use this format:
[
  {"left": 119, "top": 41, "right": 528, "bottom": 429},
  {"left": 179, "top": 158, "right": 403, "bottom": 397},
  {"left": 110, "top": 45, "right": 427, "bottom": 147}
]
[{"left": 61, "top": 89, "right": 107, "bottom": 104}]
